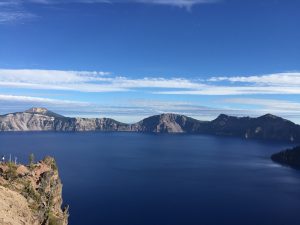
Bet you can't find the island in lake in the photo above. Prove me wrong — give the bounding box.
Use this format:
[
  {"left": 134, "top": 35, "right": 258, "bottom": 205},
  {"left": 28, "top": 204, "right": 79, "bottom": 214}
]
[{"left": 272, "top": 146, "right": 300, "bottom": 169}]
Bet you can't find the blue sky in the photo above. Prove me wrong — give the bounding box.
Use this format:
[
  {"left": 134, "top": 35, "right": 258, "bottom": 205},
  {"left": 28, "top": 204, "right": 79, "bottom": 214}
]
[{"left": 0, "top": 0, "right": 299, "bottom": 123}]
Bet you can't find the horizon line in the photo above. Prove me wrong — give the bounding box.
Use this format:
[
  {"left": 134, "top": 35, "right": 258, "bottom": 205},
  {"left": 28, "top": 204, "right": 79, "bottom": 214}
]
[{"left": 1, "top": 107, "right": 298, "bottom": 126}]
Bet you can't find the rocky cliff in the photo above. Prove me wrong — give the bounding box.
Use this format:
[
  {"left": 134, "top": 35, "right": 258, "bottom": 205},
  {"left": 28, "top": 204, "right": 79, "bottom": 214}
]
[
  {"left": 1, "top": 107, "right": 300, "bottom": 143},
  {"left": 0, "top": 156, "right": 68, "bottom": 225}
]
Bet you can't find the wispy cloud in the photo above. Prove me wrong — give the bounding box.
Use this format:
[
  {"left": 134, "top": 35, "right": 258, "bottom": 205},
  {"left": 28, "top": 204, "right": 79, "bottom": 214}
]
[
  {"left": 0, "top": 93, "right": 214, "bottom": 121},
  {"left": 156, "top": 86, "right": 300, "bottom": 95},
  {"left": 0, "top": 0, "right": 35, "bottom": 24},
  {"left": 0, "top": 0, "right": 218, "bottom": 23},
  {"left": 0, "top": 94, "right": 89, "bottom": 106},
  {"left": 26, "top": 0, "right": 218, "bottom": 8},
  {"left": 127, "top": 99, "right": 219, "bottom": 115},
  {"left": 0, "top": 94, "right": 246, "bottom": 122},
  {"left": 130, "top": 0, "right": 218, "bottom": 8},
  {"left": 222, "top": 97, "right": 300, "bottom": 123},
  {"left": 1, "top": 93, "right": 300, "bottom": 124},
  {"left": 1, "top": 69, "right": 300, "bottom": 95},
  {"left": 209, "top": 72, "right": 300, "bottom": 86},
  {"left": 157, "top": 72, "right": 300, "bottom": 95},
  {"left": 0, "top": 94, "right": 96, "bottom": 119},
  {"left": 0, "top": 69, "right": 204, "bottom": 92},
  {"left": 223, "top": 98, "right": 300, "bottom": 113}
]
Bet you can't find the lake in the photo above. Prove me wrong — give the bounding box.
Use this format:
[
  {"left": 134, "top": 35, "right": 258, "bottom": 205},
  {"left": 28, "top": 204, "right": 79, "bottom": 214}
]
[{"left": 0, "top": 132, "right": 299, "bottom": 225}]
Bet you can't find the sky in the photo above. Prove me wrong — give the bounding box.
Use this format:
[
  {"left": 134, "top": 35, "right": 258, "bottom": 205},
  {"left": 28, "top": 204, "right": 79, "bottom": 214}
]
[{"left": 0, "top": 0, "right": 299, "bottom": 123}]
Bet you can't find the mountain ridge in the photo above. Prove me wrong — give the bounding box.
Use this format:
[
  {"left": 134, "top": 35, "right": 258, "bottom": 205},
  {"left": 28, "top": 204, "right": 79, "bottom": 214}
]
[
  {"left": 25, "top": 107, "right": 65, "bottom": 118},
  {"left": 0, "top": 108, "right": 299, "bottom": 143}
]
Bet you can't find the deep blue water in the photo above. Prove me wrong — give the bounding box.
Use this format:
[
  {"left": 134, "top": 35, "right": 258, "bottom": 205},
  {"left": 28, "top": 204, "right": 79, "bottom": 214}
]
[{"left": 0, "top": 132, "right": 300, "bottom": 225}]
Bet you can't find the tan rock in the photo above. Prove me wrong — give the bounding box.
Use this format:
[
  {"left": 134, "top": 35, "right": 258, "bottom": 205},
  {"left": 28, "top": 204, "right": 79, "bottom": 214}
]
[{"left": 0, "top": 186, "right": 38, "bottom": 225}]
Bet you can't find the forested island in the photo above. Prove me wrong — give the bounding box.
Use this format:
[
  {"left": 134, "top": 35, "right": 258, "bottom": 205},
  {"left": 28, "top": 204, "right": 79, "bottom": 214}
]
[{"left": 272, "top": 146, "right": 300, "bottom": 169}]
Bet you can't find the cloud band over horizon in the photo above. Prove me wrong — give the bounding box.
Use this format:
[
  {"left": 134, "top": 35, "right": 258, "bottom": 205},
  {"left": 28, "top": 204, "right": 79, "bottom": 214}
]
[
  {"left": 0, "top": 69, "right": 299, "bottom": 95},
  {"left": 0, "top": 68, "right": 300, "bottom": 123}
]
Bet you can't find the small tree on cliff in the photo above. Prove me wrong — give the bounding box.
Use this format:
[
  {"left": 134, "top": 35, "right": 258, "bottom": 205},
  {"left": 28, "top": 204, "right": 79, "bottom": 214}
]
[
  {"left": 29, "top": 153, "right": 35, "bottom": 169},
  {"left": 5, "top": 162, "right": 17, "bottom": 181}
]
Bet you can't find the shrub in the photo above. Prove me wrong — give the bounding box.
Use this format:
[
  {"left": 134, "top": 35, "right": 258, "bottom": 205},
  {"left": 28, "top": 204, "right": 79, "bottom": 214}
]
[
  {"left": 5, "top": 162, "right": 18, "bottom": 181},
  {"left": 48, "top": 213, "right": 63, "bottom": 225},
  {"left": 22, "top": 181, "right": 41, "bottom": 204},
  {"left": 29, "top": 153, "right": 35, "bottom": 169}
]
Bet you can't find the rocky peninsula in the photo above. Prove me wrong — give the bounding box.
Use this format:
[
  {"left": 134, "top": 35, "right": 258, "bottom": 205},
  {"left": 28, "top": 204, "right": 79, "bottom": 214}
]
[{"left": 0, "top": 156, "right": 68, "bottom": 225}]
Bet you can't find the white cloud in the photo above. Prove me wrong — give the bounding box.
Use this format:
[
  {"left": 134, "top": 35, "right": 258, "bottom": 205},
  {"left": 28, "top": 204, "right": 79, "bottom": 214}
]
[
  {"left": 0, "top": 11, "right": 32, "bottom": 23},
  {"left": 26, "top": 0, "right": 218, "bottom": 8},
  {"left": 0, "top": 1, "right": 35, "bottom": 24},
  {"left": 134, "top": 0, "right": 218, "bottom": 8},
  {"left": 0, "top": 69, "right": 204, "bottom": 92},
  {"left": 221, "top": 97, "right": 300, "bottom": 124},
  {"left": 0, "top": 93, "right": 212, "bottom": 120},
  {"left": 1, "top": 94, "right": 300, "bottom": 124},
  {"left": 223, "top": 98, "right": 300, "bottom": 112},
  {"left": 156, "top": 85, "right": 300, "bottom": 95},
  {"left": 0, "top": 94, "right": 243, "bottom": 123},
  {"left": 1, "top": 69, "right": 300, "bottom": 95},
  {"left": 0, "top": 0, "right": 219, "bottom": 23},
  {"left": 0, "top": 69, "right": 109, "bottom": 84},
  {"left": 127, "top": 99, "right": 217, "bottom": 114},
  {"left": 0, "top": 94, "right": 89, "bottom": 106},
  {"left": 157, "top": 72, "right": 300, "bottom": 95},
  {"left": 209, "top": 72, "right": 300, "bottom": 86},
  {"left": 25, "top": 0, "right": 111, "bottom": 3},
  {"left": 0, "top": 1, "right": 20, "bottom": 6}
]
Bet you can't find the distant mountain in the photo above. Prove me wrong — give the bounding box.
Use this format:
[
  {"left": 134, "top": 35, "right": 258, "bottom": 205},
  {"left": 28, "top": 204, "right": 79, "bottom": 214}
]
[
  {"left": 204, "top": 113, "right": 300, "bottom": 142},
  {"left": 0, "top": 107, "right": 129, "bottom": 132},
  {"left": 271, "top": 146, "right": 300, "bottom": 169},
  {"left": 25, "top": 107, "right": 64, "bottom": 118},
  {"left": 131, "top": 113, "right": 207, "bottom": 133},
  {"left": 0, "top": 108, "right": 300, "bottom": 143}
]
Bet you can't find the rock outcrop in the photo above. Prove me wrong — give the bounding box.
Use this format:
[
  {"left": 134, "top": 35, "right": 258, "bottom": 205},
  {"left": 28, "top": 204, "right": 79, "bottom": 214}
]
[
  {"left": 271, "top": 146, "right": 300, "bottom": 169},
  {"left": 0, "top": 108, "right": 300, "bottom": 143},
  {"left": 0, "top": 186, "right": 37, "bottom": 225},
  {"left": 0, "top": 156, "right": 68, "bottom": 225}
]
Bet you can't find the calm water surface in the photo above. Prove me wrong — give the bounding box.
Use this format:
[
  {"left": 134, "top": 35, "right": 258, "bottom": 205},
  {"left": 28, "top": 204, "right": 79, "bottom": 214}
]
[{"left": 0, "top": 132, "right": 299, "bottom": 225}]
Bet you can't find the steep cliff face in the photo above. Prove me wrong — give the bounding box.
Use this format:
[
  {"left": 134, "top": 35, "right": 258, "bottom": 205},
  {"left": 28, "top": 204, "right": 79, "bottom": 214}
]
[
  {"left": 0, "top": 157, "right": 68, "bottom": 225},
  {"left": 1, "top": 108, "right": 300, "bottom": 142},
  {"left": 72, "top": 118, "right": 130, "bottom": 132},
  {"left": 0, "top": 112, "right": 56, "bottom": 131}
]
